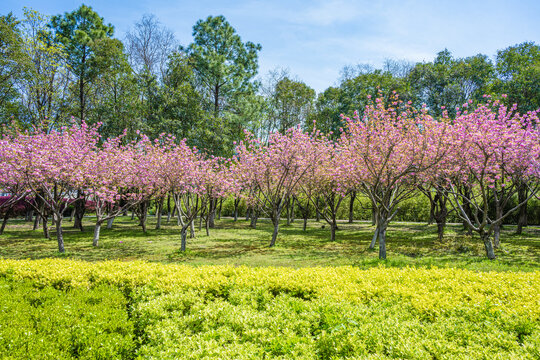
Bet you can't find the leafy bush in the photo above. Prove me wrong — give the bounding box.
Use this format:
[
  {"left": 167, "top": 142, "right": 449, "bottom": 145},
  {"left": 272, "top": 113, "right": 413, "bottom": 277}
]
[
  {"left": 0, "top": 278, "right": 134, "bottom": 359},
  {"left": 0, "top": 259, "right": 538, "bottom": 359}
]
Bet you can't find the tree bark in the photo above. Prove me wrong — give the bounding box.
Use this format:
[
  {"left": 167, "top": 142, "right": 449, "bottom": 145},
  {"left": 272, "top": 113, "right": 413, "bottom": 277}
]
[
  {"left": 180, "top": 227, "right": 187, "bottom": 252},
  {"left": 270, "top": 219, "right": 279, "bottom": 247},
  {"left": 73, "top": 191, "right": 85, "bottom": 231},
  {"left": 348, "top": 192, "right": 356, "bottom": 223},
  {"left": 166, "top": 194, "right": 172, "bottom": 223},
  {"left": 93, "top": 221, "right": 102, "bottom": 247},
  {"left": 378, "top": 225, "right": 387, "bottom": 260},
  {"left": 330, "top": 222, "right": 337, "bottom": 242},
  {"left": 209, "top": 199, "right": 216, "bottom": 228},
  {"left": 250, "top": 209, "right": 258, "bottom": 229},
  {"left": 369, "top": 226, "right": 379, "bottom": 250},
  {"left": 233, "top": 198, "right": 240, "bottom": 221},
  {"left": 107, "top": 217, "right": 114, "bottom": 229},
  {"left": 0, "top": 208, "right": 11, "bottom": 235},
  {"left": 42, "top": 213, "right": 50, "bottom": 239},
  {"left": 156, "top": 197, "right": 164, "bottom": 230},
  {"left": 54, "top": 214, "right": 64, "bottom": 253},
  {"left": 481, "top": 231, "right": 496, "bottom": 260}
]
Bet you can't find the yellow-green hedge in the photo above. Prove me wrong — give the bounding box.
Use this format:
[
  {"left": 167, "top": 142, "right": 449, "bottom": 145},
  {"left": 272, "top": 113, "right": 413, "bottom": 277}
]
[{"left": 0, "top": 259, "right": 539, "bottom": 359}]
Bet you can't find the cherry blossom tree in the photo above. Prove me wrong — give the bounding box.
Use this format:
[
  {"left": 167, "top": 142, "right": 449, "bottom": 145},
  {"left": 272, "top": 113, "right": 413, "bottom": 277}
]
[
  {"left": 341, "top": 96, "right": 448, "bottom": 259},
  {"left": 443, "top": 99, "right": 540, "bottom": 259},
  {"left": 234, "top": 128, "right": 319, "bottom": 247}
]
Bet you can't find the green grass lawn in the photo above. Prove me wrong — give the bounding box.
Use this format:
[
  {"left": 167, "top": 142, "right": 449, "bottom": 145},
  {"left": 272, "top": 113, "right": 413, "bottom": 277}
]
[{"left": 1, "top": 215, "right": 539, "bottom": 271}]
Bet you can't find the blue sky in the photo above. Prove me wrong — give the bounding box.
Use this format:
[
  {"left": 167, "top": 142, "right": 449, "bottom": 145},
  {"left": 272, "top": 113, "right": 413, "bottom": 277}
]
[{"left": 2, "top": 0, "right": 539, "bottom": 92}]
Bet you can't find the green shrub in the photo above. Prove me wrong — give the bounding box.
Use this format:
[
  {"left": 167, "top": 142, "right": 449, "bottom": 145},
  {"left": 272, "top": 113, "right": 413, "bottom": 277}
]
[{"left": 0, "top": 278, "right": 135, "bottom": 359}]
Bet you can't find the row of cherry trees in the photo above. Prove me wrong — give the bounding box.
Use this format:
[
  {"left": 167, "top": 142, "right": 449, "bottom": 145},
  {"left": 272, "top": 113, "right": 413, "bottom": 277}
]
[{"left": 1, "top": 97, "right": 539, "bottom": 259}]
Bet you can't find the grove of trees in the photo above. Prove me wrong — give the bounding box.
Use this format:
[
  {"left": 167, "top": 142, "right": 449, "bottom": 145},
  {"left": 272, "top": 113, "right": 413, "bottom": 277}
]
[{"left": 1, "top": 5, "right": 540, "bottom": 261}]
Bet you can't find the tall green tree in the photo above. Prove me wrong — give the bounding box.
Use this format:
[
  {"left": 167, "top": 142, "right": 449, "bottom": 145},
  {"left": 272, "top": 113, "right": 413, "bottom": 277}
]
[
  {"left": 184, "top": 15, "right": 261, "bottom": 118},
  {"left": 495, "top": 42, "right": 540, "bottom": 113},
  {"left": 265, "top": 76, "right": 315, "bottom": 134},
  {"left": 0, "top": 12, "right": 26, "bottom": 123},
  {"left": 49, "top": 4, "right": 114, "bottom": 121},
  {"left": 408, "top": 49, "right": 493, "bottom": 117},
  {"left": 18, "top": 9, "right": 70, "bottom": 129}
]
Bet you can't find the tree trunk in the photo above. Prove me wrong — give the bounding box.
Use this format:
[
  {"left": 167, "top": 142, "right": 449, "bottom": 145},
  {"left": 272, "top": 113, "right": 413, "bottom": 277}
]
[
  {"left": 481, "top": 231, "right": 496, "bottom": 260},
  {"left": 73, "top": 192, "right": 85, "bottom": 231},
  {"left": 378, "top": 225, "right": 387, "bottom": 260},
  {"left": 107, "top": 217, "right": 114, "bottom": 229},
  {"left": 138, "top": 201, "right": 148, "bottom": 232},
  {"left": 330, "top": 222, "right": 337, "bottom": 242},
  {"left": 303, "top": 216, "right": 308, "bottom": 231},
  {"left": 0, "top": 209, "right": 10, "bottom": 235},
  {"left": 33, "top": 212, "right": 41, "bottom": 230},
  {"left": 42, "top": 214, "right": 50, "bottom": 239},
  {"left": 156, "top": 197, "right": 164, "bottom": 230},
  {"left": 93, "top": 221, "right": 102, "bottom": 247},
  {"left": 233, "top": 198, "right": 240, "bottom": 221},
  {"left": 209, "top": 199, "right": 216, "bottom": 228},
  {"left": 166, "top": 195, "right": 172, "bottom": 223},
  {"left": 286, "top": 198, "right": 292, "bottom": 226},
  {"left": 54, "top": 214, "right": 64, "bottom": 253},
  {"left": 26, "top": 209, "right": 33, "bottom": 222},
  {"left": 516, "top": 184, "right": 528, "bottom": 234},
  {"left": 348, "top": 192, "right": 356, "bottom": 223},
  {"left": 245, "top": 207, "right": 251, "bottom": 221},
  {"left": 270, "top": 219, "right": 279, "bottom": 247},
  {"left": 437, "top": 221, "right": 446, "bottom": 242},
  {"left": 180, "top": 227, "right": 187, "bottom": 252},
  {"left": 369, "top": 226, "right": 379, "bottom": 249},
  {"left": 217, "top": 198, "right": 223, "bottom": 220},
  {"left": 189, "top": 220, "right": 195, "bottom": 238},
  {"left": 250, "top": 209, "right": 258, "bottom": 229}
]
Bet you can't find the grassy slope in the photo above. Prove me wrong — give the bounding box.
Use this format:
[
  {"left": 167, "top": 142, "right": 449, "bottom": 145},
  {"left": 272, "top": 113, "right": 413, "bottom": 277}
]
[{"left": 0, "top": 216, "right": 539, "bottom": 271}]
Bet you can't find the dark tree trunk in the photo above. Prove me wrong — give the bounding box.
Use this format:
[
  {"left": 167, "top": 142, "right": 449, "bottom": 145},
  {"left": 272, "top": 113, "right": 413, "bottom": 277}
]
[
  {"left": 250, "top": 209, "right": 258, "bottom": 229},
  {"left": 378, "top": 224, "right": 387, "bottom": 260},
  {"left": 180, "top": 227, "right": 187, "bottom": 252},
  {"left": 315, "top": 198, "right": 321, "bottom": 222},
  {"left": 217, "top": 198, "right": 223, "bottom": 220},
  {"left": 209, "top": 199, "right": 216, "bottom": 229},
  {"left": 330, "top": 222, "right": 337, "bottom": 242},
  {"left": 270, "top": 219, "right": 280, "bottom": 247},
  {"left": 73, "top": 191, "right": 85, "bottom": 231},
  {"left": 138, "top": 202, "right": 148, "bottom": 233},
  {"left": 0, "top": 208, "right": 11, "bottom": 235},
  {"left": 233, "top": 198, "right": 240, "bottom": 221},
  {"left": 42, "top": 213, "right": 50, "bottom": 239},
  {"left": 166, "top": 194, "right": 172, "bottom": 223},
  {"left": 246, "top": 207, "right": 251, "bottom": 221},
  {"left": 286, "top": 198, "right": 292, "bottom": 226},
  {"left": 348, "top": 192, "right": 356, "bottom": 223},
  {"left": 54, "top": 214, "right": 64, "bottom": 253},
  {"left": 26, "top": 209, "right": 33, "bottom": 222}
]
